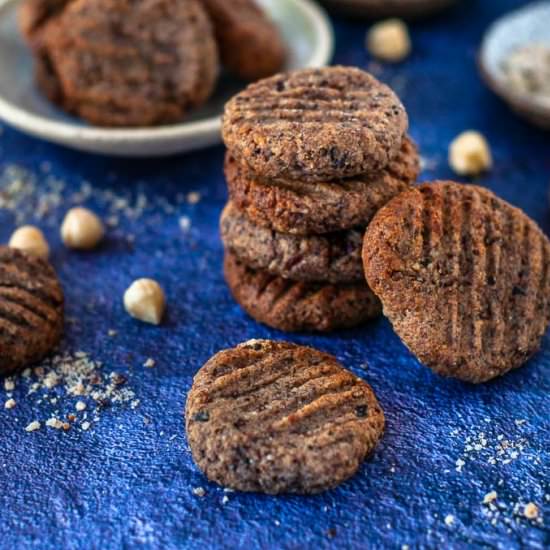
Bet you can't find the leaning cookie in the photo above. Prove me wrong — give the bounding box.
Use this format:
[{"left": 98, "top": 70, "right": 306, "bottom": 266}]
[
  {"left": 223, "top": 66, "right": 408, "bottom": 182},
  {"left": 225, "top": 136, "right": 419, "bottom": 235},
  {"left": 0, "top": 246, "right": 64, "bottom": 375},
  {"left": 363, "top": 181, "right": 550, "bottom": 383},
  {"left": 185, "top": 339, "right": 385, "bottom": 494},
  {"left": 42, "top": 0, "right": 219, "bottom": 127},
  {"left": 198, "top": 0, "right": 286, "bottom": 81},
  {"left": 220, "top": 202, "right": 364, "bottom": 283},
  {"left": 224, "top": 252, "right": 381, "bottom": 332}
]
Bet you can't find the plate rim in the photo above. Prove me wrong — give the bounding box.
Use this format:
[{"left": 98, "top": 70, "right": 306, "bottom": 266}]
[{"left": 0, "top": 0, "right": 334, "bottom": 155}]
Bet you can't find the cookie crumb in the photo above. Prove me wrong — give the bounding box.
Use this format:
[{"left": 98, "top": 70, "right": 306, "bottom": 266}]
[
  {"left": 25, "top": 421, "right": 41, "bottom": 432},
  {"left": 81, "top": 421, "right": 91, "bottom": 431},
  {"left": 143, "top": 358, "right": 156, "bottom": 368},
  {"left": 4, "top": 398, "right": 16, "bottom": 409},
  {"left": 4, "top": 378, "right": 15, "bottom": 392},
  {"left": 187, "top": 192, "right": 201, "bottom": 205},
  {"left": 221, "top": 495, "right": 229, "bottom": 505},
  {"left": 444, "top": 514, "right": 455, "bottom": 526},
  {"left": 524, "top": 502, "right": 539, "bottom": 519},
  {"left": 179, "top": 216, "right": 191, "bottom": 232},
  {"left": 75, "top": 401, "right": 87, "bottom": 412},
  {"left": 483, "top": 491, "right": 498, "bottom": 504},
  {"left": 192, "top": 487, "right": 206, "bottom": 497},
  {"left": 46, "top": 418, "right": 64, "bottom": 430},
  {"left": 108, "top": 329, "right": 117, "bottom": 337}
]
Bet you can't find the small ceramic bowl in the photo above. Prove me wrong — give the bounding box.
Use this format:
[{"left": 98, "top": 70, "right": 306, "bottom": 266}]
[
  {"left": 0, "top": 0, "right": 333, "bottom": 157},
  {"left": 479, "top": 1, "right": 550, "bottom": 130},
  {"left": 319, "top": 0, "right": 457, "bottom": 19}
]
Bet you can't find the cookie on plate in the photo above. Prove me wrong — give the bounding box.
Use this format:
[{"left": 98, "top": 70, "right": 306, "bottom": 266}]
[
  {"left": 224, "top": 252, "right": 381, "bottom": 332},
  {"left": 363, "top": 181, "right": 550, "bottom": 383},
  {"left": 221, "top": 202, "right": 364, "bottom": 283},
  {"left": 222, "top": 66, "right": 408, "bottom": 182},
  {"left": 0, "top": 247, "right": 64, "bottom": 375},
  {"left": 199, "top": 0, "right": 286, "bottom": 81},
  {"left": 225, "top": 136, "right": 419, "bottom": 235},
  {"left": 185, "top": 339, "right": 385, "bottom": 494},
  {"left": 18, "top": 0, "right": 71, "bottom": 47},
  {"left": 42, "top": 0, "right": 219, "bottom": 127}
]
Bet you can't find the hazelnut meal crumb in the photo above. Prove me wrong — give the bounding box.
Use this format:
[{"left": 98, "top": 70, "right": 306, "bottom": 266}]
[
  {"left": 61, "top": 207, "right": 105, "bottom": 250},
  {"left": 449, "top": 131, "right": 492, "bottom": 176},
  {"left": 187, "top": 192, "right": 201, "bottom": 205},
  {"left": 143, "top": 358, "right": 156, "bottom": 368},
  {"left": 25, "top": 421, "right": 41, "bottom": 432},
  {"left": 483, "top": 491, "right": 498, "bottom": 504},
  {"left": 4, "top": 378, "right": 15, "bottom": 391},
  {"left": 192, "top": 487, "right": 206, "bottom": 497},
  {"left": 366, "top": 19, "right": 411, "bottom": 63},
  {"left": 524, "top": 502, "right": 539, "bottom": 519},
  {"left": 124, "top": 278, "right": 166, "bottom": 325},
  {"left": 8, "top": 225, "right": 50, "bottom": 259},
  {"left": 4, "top": 398, "right": 16, "bottom": 409},
  {"left": 81, "top": 421, "right": 91, "bottom": 431},
  {"left": 75, "top": 401, "right": 87, "bottom": 412},
  {"left": 444, "top": 514, "right": 455, "bottom": 526},
  {"left": 46, "top": 418, "right": 64, "bottom": 430}
]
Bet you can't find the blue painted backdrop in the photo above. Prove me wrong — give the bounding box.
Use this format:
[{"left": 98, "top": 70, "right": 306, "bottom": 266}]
[{"left": 0, "top": 1, "right": 548, "bottom": 548}]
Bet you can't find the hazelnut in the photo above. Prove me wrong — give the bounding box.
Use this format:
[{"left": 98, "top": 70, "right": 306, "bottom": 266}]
[
  {"left": 61, "top": 207, "right": 104, "bottom": 250},
  {"left": 123, "top": 278, "right": 166, "bottom": 325},
  {"left": 367, "top": 19, "right": 411, "bottom": 63},
  {"left": 9, "top": 225, "right": 50, "bottom": 258},
  {"left": 449, "top": 131, "right": 492, "bottom": 176}
]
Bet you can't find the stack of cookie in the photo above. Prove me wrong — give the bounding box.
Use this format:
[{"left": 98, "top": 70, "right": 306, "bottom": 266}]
[{"left": 220, "top": 66, "right": 420, "bottom": 332}]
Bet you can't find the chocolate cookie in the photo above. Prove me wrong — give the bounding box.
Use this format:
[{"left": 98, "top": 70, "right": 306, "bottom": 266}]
[
  {"left": 199, "top": 0, "right": 285, "bottom": 81},
  {"left": 222, "top": 66, "right": 408, "bottom": 182},
  {"left": 0, "top": 247, "right": 64, "bottom": 375},
  {"left": 221, "top": 202, "right": 364, "bottom": 283},
  {"left": 185, "top": 339, "right": 385, "bottom": 494},
  {"left": 225, "top": 252, "right": 381, "bottom": 332},
  {"left": 42, "top": 0, "right": 219, "bottom": 127},
  {"left": 363, "top": 181, "right": 550, "bottom": 383},
  {"left": 226, "top": 136, "right": 419, "bottom": 235},
  {"left": 19, "top": 0, "right": 70, "bottom": 46}
]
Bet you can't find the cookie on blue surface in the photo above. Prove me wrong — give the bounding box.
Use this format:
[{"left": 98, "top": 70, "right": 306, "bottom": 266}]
[
  {"left": 0, "top": 246, "right": 64, "bottom": 375},
  {"left": 222, "top": 66, "right": 409, "bottom": 182},
  {"left": 224, "top": 251, "right": 381, "bottom": 332},
  {"left": 220, "top": 201, "right": 364, "bottom": 283},
  {"left": 224, "top": 136, "right": 419, "bottom": 235},
  {"left": 363, "top": 181, "right": 550, "bottom": 383},
  {"left": 185, "top": 339, "right": 385, "bottom": 494}
]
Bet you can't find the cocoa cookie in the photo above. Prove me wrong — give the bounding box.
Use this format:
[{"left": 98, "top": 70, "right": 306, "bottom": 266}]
[
  {"left": 18, "top": 0, "right": 71, "bottom": 47},
  {"left": 0, "top": 247, "right": 64, "bottom": 375},
  {"left": 226, "top": 136, "right": 419, "bottom": 235},
  {"left": 363, "top": 181, "right": 550, "bottom": 383},
  {"left": 224, "top": 252, "right": 381, "bottom": 332},
  {"left": 198, "top": 0, "right": 286, "bottom": 81},
  {"left": 221, "top": 202, "right": 364, "bottom": 283},
  {"left": 185, "top": 339, "right": 385, "bottom": 494},
  {"left": 222, "top": 66, "right": 408, "bottom": 182},
  {"left": 42, "top": 0, "right": 219, "bottom": 127}
]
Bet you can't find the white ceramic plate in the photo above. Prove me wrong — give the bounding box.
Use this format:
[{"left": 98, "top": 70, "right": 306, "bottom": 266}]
[
  {"left": 479, "top": 1, "right": 550, "bottom": 129},
  {"left": 0, "top": 0, "right": 334, "bottom": 156}
]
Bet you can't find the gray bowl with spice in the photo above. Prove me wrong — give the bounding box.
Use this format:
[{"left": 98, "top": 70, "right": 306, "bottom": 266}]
[{"left": 479, "top": 1, "right": 550, "bottom": 129}]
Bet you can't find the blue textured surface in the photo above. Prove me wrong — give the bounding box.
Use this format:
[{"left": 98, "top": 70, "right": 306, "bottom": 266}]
[{"left": 0, "top": 1, "right": 549, "bottom": 548}]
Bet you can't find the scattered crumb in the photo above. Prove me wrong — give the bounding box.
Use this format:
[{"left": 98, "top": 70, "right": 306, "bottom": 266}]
[
  {"left": 143, "top": 358, "right": 156, "bottom": 368},
  {"left": 187, "top": 191, "right": 201, "bottom": 205},
  {"left": 75, "top": 401, "right": 87, "bottom": 412},
  {"left": 524, "top": 502, "right": 539, "bottom": 519},
  {"left": 25, "top": 421, "right": 41, "bottom": 432},
  {"left": 108, "top": 330, "right": 118, "bottom": 337},
  {"left": 222, "top": 495, "right": 229, "bottom": 505},
  {"left": 455, "top": 458, "right": 465, "bottom": 472},
  {"left": 192, "top": 487, "right": 206, "bottom": 497},
  {"left": 444, "top": 514, "right": 455, "bottom": 526},
  {"left": 514, "top": 419, "right": 526, "bottom": 426},
  {"left": 4, "top": 398, "right": 16, "bottom": 409},
  {"left": 81, "top": 421, "right": 91, "bottom": 431},
  {"left": 179, "top": 216, "right": 191, "bottom": 232},
  {"left": 46, "top": 418, "right": 64, "bottom": 430},
  {"left": 483, "top": 491, "right": 498, "bottom": 504},
  {"left": 4, "top": 378, "right": 15, "bottom": 392}
]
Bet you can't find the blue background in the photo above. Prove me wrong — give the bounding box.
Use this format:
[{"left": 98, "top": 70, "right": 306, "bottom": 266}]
[{"left": 0, "top": 1, "right": 548, "bottom": 548}]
